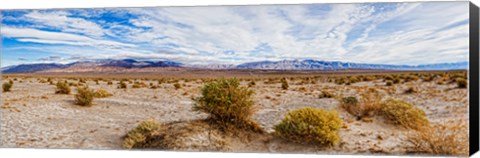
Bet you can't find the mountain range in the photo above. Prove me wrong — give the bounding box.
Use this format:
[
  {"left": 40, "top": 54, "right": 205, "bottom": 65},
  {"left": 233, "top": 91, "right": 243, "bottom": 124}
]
[{"left": 1, "top": 59, "right": 469, "bottom": 73}]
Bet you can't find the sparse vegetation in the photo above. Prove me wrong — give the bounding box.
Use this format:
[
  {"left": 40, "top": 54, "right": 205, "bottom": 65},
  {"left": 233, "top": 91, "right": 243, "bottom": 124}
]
[
  {"left": 318, "top": 90, "right": 334, "bottom": 98},
  {"left": 93, "top": 89, "right": 113, "bottom": 98},
  {"left": 406, "top": 122, "right": 468, "bottom": 156},
  {"left": 281, "top": 78, "right": 289, "bottom": 90},
  {"left": 55, "top": 81, "right": 71, "bottom": 94},
  {"left": 274, "top": 107, "right": 342, "bottom": 146},
  {"left": 248, "top": 80, "right": 256, "bottom": 87},
  {"left": 340, "top": 89, "right": 382, "bottom": 118},
  {"left": 193, "top": 78, "right": 261, "bottom": 132},
  {"left": 2, "top": 82, "right": 13, "bottom": 92},
  {"left": 455, "top": 78, "right": 467, "bottom": 88},
  {"left": 385, "top": 80, "right": 393, "bottom": 86},
  {"left": 380, "top": 99, "right": 429, "bottom": 130},
  {"left": 404, "top": 86, "right": 418, "bottom": 94},
  {"left": 123, "top": 119, "right": 162, "bottom": 149},
  {"left": 173, "top": 83, "right": 181, "bottom": 90},
  {"left": 118, "top": 81, "right": 127, "bottom": 89},
  {"left": 74, "top": 87, "right": 95, "bottom": 107}
]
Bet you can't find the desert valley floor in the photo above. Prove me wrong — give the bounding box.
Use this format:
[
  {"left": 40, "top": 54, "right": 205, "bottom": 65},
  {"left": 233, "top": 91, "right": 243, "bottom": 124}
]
[{"left": 0, "top": 71, "right": 469, "bottom": 155}]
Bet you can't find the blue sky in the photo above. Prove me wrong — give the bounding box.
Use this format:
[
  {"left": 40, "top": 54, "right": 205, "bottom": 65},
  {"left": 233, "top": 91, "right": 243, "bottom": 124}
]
[{"left": 0, "top": 2, "right": 469, "bottom": 67}]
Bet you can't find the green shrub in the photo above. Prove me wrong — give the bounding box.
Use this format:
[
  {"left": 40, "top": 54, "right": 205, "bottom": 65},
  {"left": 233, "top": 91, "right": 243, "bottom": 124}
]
[
  {"left": 274, "top": 107, "right": 342, "bottom": 146},
  {"left": 385, "top": 80, "right": 393, "bottom": 86},
  {"left": 2, "top": 82, "right": 13, "bottom": 92},
  {"left": 123, "top": 120, "right": 161, "bottom": 149},
  {"left": 193, "top": 78, "right": 260, "bottom": 132},
  {"left": 281, "top": 78, "right": 289, "bottom": 90},
  {"left": 55, "top": 81, "right": 71, "bottom": 94},
  {"left": 74, "top": 87, "right": 95, "bottom": 107},
  {"left": 456, "top": 78, "right": 467, "bottom": 88},
  {"left": 380, "top": 99, "right": 429, "bottom": 130},
  {"left": 93, "top": 89, "right": 112, "bottom": 98}
]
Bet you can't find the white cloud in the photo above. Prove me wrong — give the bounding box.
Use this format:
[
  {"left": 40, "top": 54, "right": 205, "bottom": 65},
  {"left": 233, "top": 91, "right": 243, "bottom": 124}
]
[
  {"left": 23, "top": 10, "right": 105, "bottom": 37},
  {"left": 1, "top": 2, "right": 470, "bottom": 66},
  {"left": 1, "top": 27, "right": 137, "bottom": 48}
]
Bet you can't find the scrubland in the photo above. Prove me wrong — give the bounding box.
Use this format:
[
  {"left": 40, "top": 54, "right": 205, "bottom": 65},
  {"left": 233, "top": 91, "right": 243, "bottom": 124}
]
[{"left": 0, "top": 70, "right": 469, "bottom": 156}]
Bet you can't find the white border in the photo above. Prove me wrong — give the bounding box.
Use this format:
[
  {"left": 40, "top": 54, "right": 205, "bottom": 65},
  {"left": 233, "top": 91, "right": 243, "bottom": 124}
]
[{"left": 0, "top": 0, "right": 478, "bottom": 158}]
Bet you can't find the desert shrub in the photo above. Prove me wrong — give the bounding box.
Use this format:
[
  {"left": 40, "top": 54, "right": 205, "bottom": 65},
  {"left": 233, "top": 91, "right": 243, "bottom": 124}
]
[
  {"left": 340, "top": 96, "right": 359, "bottom": 115},
  {"left": 123, "top": 120, "right": 162, "bottom": 149},
  {"left": 193, "top": 78, "right": 260, "bottom": 132},
  {"left": 132, "top": 81, "right": 147, "bottom": 88},
  {"left": 8, "top": 80, "right": 13, "bottom": 84},
  {"left": 455, "top": 78, "right": 467, "bottom": 88},
  {"left": 107, "top": 81, "right": 113, "bottom": 85},
  {"left": 93, "top": 89, "right": 112, "bottom": 98},
  {"left": 363, "top": 76, "right": 376, "bottom": 81},
  {"left": 383, "top": 75, "right": 394, "bottom": 81},
  {"left": 118, "top": 81, "right": 127, "bottom": 89},
  {"left": 2, "top": 82, "right": 13, "bottom": 92},
  {"left": 274, "top": 107, "right": 342, "bottom": 146},
  {"left": 248, "top": 80, "right": 256, "bottom": 87},
  {"left": 422, "top": 76, "right": 434, "bottom": 82},
  {"left": 393, "top": 78, "right": 401, "bottom": 84},
  {"left": 318, "top": 90, "right": 334, "bottom": 98},
  {"left": 349, "top": 76, "right": 359, "bottom": 83},
  {"left": 406, "top": 122, "right": 468, "bottom": 156},
  {"left": 404, "top": 86, "right": 418, "bottom": 94},
  {"left": 281, "top": 78, "right": 289, "bottom": 90},
  {"left": 405, "top": 75, "right": 419, "bottom": 82},
  {"left": 173, "top": 83, "right": 181, "bottom": 90},
  {"left": 358, "top": 89, "right": 382, "bottom": 117},
  {"left": 74, "top": 87, "right": 95, "bottom": 107},
  {"left": 385, "top": 80, "right": 393, "bottom": 86},
  {"left": 380, "top": 99, "right": 429, "bottom": 130},
  {"left": 341, "top": 89, "right": 382, "bottom": 118},
  {"left": 55, "top": 81, "right": 71, "bottom": 94}
]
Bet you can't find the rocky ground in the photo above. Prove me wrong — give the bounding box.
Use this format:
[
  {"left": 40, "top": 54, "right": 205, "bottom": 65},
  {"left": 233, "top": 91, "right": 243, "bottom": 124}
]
[{"left": 0, "top": 75, "right": 469, "bottom": 155}]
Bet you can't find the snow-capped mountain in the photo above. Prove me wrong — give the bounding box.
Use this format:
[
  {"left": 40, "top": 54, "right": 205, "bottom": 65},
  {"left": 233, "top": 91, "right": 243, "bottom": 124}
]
[{"left": 1, "top": 59, "right": 468, "bottom": 73}]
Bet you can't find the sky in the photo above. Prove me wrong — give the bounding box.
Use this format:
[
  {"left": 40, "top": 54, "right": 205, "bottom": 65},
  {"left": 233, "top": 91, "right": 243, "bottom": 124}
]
[{"left": 0, "top": 2, "right": 470, "bottom": 67}]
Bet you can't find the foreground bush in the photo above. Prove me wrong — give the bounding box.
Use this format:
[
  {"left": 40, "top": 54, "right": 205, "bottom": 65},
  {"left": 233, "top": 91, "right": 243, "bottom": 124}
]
[
  {"left": 380, "top": 99, "right": 429, "bottom": 130},
  {"left": 193, "top": 78, "right": 260, "bottom": 132},
  {"left": 74, "top": 87, "right": 95, "bottom": 107},
  {"left": 274, "top": 107, "right": 342, "bottom": 146},
  {"left": 93, "top": 89, "right": 113, "bottom": 98},
  {"left": 55, "top": 81, "right": 71, "bottom": 94},
  {"left": 2, "top": 82, "right": 13, "bottom": 92},
  {"left": 406, "top": 122, "right": 468, "bottom": 156},
  {"left": 123, "top": 120, "right": 162, "bottom": 149}
]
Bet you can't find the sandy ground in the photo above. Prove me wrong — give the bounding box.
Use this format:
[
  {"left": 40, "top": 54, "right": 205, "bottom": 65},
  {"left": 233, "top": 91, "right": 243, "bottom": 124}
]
[{"left": 0, "top": 76, "right": 469, "bottom": 155}]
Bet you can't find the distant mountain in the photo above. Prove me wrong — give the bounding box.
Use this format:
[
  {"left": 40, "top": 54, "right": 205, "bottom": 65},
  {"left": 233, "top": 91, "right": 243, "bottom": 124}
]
[
  {"left": 1, "top": 63, "right": 67, "bottom": 73},
  {"left": 235, "top": 59, "right": 468, "bottom": 70},
  {"left": 2, "top": 59, "right": 182, "bottom": 73},
  {"left": 1, "top": 59, "right": 468, "bottom": 73}
]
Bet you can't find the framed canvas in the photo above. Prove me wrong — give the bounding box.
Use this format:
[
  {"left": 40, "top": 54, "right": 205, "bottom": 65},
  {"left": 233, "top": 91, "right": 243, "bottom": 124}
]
[{"left": 1, "top": 1, "right": 479, "bottom": 157}]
